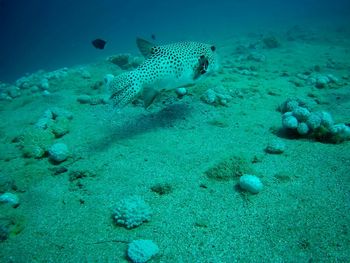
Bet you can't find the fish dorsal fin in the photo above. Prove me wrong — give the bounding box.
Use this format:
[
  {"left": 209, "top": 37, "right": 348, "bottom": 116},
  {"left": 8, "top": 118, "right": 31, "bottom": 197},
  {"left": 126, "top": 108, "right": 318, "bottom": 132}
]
[{"left": 136, "top": 37, "right": 155, "bottom": 58}]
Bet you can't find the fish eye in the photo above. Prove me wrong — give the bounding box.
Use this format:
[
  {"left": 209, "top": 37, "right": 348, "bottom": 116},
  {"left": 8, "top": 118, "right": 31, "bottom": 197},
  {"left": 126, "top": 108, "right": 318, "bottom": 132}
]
[{"left": 211, "top": 45, "right": 216, "bottom": 51}]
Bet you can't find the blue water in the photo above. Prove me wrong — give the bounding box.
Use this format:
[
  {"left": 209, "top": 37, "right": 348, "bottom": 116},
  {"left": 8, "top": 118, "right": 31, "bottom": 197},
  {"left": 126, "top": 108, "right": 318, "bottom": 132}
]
[{"left": 0, "top": 0, "right": 349, "bottom": 82}]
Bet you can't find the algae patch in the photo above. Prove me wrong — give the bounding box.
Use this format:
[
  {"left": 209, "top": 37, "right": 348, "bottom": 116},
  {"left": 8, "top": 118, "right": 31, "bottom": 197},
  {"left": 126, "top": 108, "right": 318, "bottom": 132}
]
[
  {"left": 204, "top": 155, "right": 254, "bottom": 181},
  {"left": 14, "top": 127, "right": 55, "bottom": 158}
]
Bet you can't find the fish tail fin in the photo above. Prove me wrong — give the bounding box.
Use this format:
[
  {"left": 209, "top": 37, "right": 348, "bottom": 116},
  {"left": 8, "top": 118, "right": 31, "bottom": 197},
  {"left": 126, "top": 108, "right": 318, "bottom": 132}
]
[{"left": 107, "top": 71, "right": 142, "bottom": 108}]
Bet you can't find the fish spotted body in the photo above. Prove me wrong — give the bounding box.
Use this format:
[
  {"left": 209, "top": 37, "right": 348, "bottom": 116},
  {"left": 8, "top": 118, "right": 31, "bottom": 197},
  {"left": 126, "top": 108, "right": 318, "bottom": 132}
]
[{"left": 107, "top": 38, "right": 219, "bottom": 108}]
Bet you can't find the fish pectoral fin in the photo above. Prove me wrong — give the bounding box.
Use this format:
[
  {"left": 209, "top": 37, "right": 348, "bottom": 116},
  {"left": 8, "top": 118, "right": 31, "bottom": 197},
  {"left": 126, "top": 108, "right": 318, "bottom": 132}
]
[
  {"left": 142, "top": 87, "right": 160, "bottom": 108},
  {"left": 136, "top": 37, "right": 156, "bottom": 58}
]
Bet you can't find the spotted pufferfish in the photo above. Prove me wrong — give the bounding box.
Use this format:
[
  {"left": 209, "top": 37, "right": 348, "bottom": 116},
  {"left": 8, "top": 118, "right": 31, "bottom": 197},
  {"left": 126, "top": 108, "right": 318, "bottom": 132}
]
[{"left": 106, "top": 38, "right": 220, "bottom": 108}]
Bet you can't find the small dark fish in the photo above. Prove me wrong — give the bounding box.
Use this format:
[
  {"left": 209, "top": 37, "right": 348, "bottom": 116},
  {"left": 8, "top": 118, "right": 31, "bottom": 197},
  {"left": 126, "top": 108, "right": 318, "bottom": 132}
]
[
  {"left": 151, "top": 34, "right": 156, "bottom": 41},
  {"left": 92, "top": 38, "right": 106, "bottom": 49}
]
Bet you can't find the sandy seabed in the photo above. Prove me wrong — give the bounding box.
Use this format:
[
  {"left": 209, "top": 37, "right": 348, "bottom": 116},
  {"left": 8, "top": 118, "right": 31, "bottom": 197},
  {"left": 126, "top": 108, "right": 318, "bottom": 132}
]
[{"left": 0, "top": 26, "right": 349, "bottom": 263}]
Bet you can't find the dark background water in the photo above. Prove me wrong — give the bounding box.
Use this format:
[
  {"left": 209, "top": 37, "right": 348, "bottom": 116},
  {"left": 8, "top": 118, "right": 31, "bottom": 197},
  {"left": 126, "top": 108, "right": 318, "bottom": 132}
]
[{"left": 0, "top": 0, "right": 349, "bottom": 83}]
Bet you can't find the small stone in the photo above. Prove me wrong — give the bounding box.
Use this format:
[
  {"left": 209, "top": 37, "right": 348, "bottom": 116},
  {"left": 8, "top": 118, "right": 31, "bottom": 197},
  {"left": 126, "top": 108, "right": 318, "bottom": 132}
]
[
  {"left": 216, "top": 93, "right": 231, "bottom": 106},
  {"left": 240, "top": 69, "right": 252, "bottom": 75},
  {"left": 40, "top": 79, "right": 50, "bottom": 90},
  {"left": 265, "top": 139, "right": 286, "bottom": 154},
  {"left": 89, "top": 96, "right": 105, "bottom": 105},
  {"left": 175, "top": 87, "right": 187, "bottom": 97},
  {"left": 77, "top": 94, "right": 91, "bottom": 104},
  {"left": 0, "top": 192, "right": 20, "bottom": 208},
  {"left": 51, "top": 117, "right": 70, "bottom": 138},
  {"left": 327, "top": 74, "right": 338, "bottom": 83},
  {"left": 35, "top": 118, "right": 52, "bottom": 130},
  {"left": 35, "top": 109, "right": 53, "bottom": 129},
  {"left": 48, "top": 143, "right": 69, "bottom": 163},
  {"left": 7, "top": 86, "right": 21, "bottom": 98},
  {"left": 247, "top": 52, "right": 266, "bottom": 62},
  {"left": 239, "top": 174, "right": 263, "bottom": 194},
  {"left": 0, "top": 93, "right": 12, "bottom": 101},
  {"left": 104, "top": 74, "right": 114, "bottom": 86},
  {"left": 201, "top": 89, "right": 216, "bottom": 104},
  {"left": 50, "top": 107, "right": 73, "bottom": 120},
  {"left": 80, "top": 70, "right": 91, "bottom": 79},
  {"left": 42, "top": 90, "right": 51, "bottom": 96},
  {"left": 307, "top": 77, "right": 316, "bottom": 85},
  {"left": 30, "top": 85, "right": 40, "bottom": 93},
  {"left": 315, "top": 76, "right": 329, "bottom": 88}
]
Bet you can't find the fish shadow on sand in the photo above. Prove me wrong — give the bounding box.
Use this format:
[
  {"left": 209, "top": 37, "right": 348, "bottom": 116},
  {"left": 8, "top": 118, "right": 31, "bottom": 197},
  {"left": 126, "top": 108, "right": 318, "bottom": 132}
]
[{"left": 90, "top": 103, "right": 191, "bottom": 152}]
